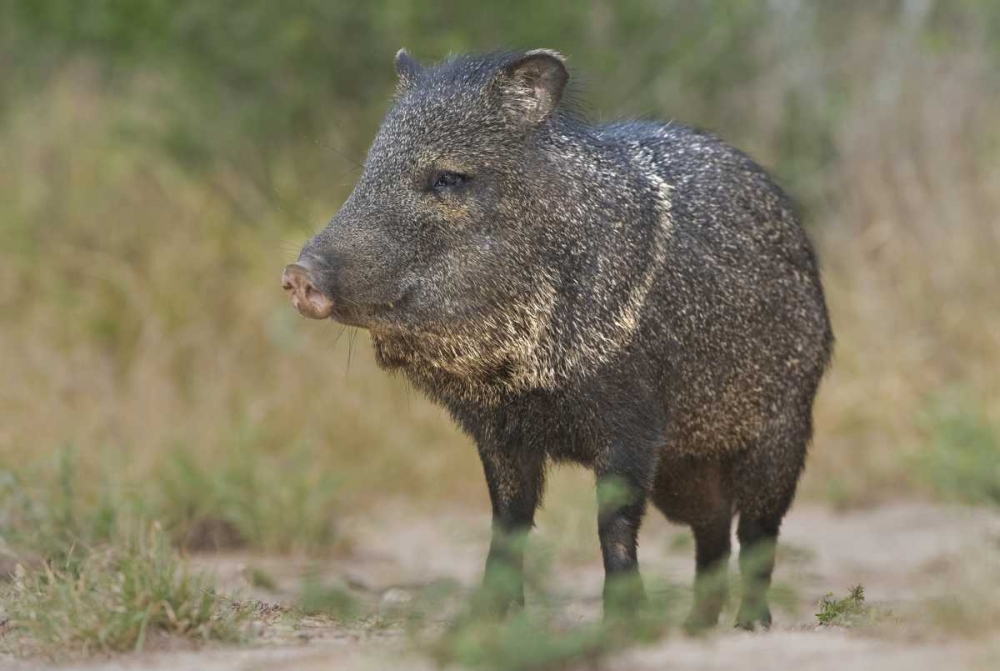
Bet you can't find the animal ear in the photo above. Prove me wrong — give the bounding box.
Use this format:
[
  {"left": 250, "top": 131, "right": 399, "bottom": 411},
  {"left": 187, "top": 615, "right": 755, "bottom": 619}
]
[
  {"left": 394, "top": 48, "right": 422, "bottom": 91},
  {"left": 495, "top": 49, "right": 569, "bottom": 126}
]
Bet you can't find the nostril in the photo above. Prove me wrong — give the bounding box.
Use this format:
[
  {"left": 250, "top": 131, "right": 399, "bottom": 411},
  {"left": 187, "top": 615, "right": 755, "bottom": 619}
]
[
  {"left": 281, "top": 264, "right": 311, "bottom": 293},
  {"left": 282, "top": 263, "right": 335, "bottom": 319}
]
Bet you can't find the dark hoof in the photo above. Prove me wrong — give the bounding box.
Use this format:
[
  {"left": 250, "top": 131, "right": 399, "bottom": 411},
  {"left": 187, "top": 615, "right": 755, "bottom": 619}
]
[
  {"left": 468, "top": 583, "right": 523, "bottom": 621},
  {"left": 735, "top": 603, "right": 772, "bottom": 631},
  {"left": 683, "top": 605, "right": 722, "bottom": 635},
  {"left": 683, "top": 615, "right": 717, "bottom": 635},
  {"left": 683, "top": 587, "right": 726, "bottom": 635},
  {"left": 472, "top": 564, "right": 525, "bottom": 620},
  {"left": 602, "top": 573, "right": 648, "bottom": 622}
]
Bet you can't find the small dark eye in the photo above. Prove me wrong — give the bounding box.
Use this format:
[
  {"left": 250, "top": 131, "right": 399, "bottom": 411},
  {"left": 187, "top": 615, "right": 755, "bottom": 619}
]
[{"left": 431, "top": 171, "right": 468, "bottom": 191}]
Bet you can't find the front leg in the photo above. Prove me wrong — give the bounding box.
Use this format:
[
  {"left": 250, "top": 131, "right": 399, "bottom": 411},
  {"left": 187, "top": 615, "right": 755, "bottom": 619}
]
[
  {"left": 596, "top": 453, "right": 655, "bottom": 618},
  {"left": 476, "top": 441, "right": 546, "bottom": 616}
]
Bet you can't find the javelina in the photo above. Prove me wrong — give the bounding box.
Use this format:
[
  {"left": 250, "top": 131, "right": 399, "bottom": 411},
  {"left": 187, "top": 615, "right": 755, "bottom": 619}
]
[{"left": 282, "top": 49, "right": 833, "bottom": 630}]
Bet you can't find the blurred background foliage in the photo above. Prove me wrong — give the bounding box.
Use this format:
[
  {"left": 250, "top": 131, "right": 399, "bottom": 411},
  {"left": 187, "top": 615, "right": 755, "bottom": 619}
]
[
  {"left": 7, "top": 0, "right": 1000, "bottom": 215},
  {"left": 1, "top": 0, "right": 998, "bottom": 558}
]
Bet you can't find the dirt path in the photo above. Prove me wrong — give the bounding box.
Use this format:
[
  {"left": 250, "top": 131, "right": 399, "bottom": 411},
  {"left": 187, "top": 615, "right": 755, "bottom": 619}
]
[{"left": 10, "top": 502, "right": 1000, "bottom": 671}]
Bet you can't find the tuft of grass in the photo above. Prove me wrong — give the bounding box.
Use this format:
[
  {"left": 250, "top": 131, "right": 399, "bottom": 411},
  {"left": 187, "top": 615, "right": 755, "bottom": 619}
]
[
  {"left": 816, "top": 585, "right": 866, "bottom": 626},
  {"left": 816, "top": 585, "right": 891, "bottom": 627},
  {"left": 0, "top": 439, "right": 345, "bottom": 563},
  {"left": 1, "top": 523, "right": 247, "bottom": 658},
  {"left": 429, "top": 585, "right": 687, "bottom": 671},
  {"left": 427, "top": 548, "right": 684, "bottom": 671},
  {"left": 431, "top": 612, "right": 609, "bottom": 671},
  {"left": 0, "top": 447, "right": 149, "bottom": 573},
  {"left": 298, "top": 575, "right": 363, "bottom": 621},
  {"left": 158, "top": 441, "right": 343, "bottom": 554}
]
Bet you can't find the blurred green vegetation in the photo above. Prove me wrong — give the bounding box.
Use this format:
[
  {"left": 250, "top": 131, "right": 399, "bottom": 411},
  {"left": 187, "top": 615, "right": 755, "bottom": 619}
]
[
  {"left": 1, "top": 0, "right": 998, "bottom": 594},
  {"left": 815, "top": 584, "right": 891, "bottom": 628},
  {"left": 916, "top": 396, "right": 1000, "bottom": 506},
  {"left": 1, "top": 522, "right": 248, "bottom": 658},
  {"left": 4, "top": 0, "right": 998, "bottom": 213},
  {"left": 3, "top": 3, "right": 999, "bottom": 661}
]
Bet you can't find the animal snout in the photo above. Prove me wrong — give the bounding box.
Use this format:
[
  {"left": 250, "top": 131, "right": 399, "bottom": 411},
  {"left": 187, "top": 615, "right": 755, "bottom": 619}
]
[{"left": 282, "top": 262, "right": 334, "bottom": 319}]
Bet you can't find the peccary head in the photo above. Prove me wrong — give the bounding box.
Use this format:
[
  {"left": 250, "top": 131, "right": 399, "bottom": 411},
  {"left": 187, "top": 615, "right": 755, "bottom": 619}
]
[
  {"left": 285, "top": 49, "right": 576, "bottom": 386},
  {"left": 286, "top": 49, "right": 670, "bottom": 399}
]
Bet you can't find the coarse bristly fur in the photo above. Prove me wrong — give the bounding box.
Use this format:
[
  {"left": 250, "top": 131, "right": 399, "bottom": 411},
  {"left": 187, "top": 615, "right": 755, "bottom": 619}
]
[{"left": 290, "top": 48, "right": 834, "bottom": 631}]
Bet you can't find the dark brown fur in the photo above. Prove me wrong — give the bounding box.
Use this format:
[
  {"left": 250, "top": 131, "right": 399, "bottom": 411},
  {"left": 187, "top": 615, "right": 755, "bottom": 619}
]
[{"left": 291, "top": 50, "right": 834, "bottom": 630}]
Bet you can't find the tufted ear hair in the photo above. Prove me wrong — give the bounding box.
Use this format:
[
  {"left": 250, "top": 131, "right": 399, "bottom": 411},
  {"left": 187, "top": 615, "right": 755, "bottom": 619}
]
[
  {"left": 394, "top": 48, "right": 423, "bottom": 91},
  {"left": 494, "top": 49, "right": 569, "bottom": 126}
]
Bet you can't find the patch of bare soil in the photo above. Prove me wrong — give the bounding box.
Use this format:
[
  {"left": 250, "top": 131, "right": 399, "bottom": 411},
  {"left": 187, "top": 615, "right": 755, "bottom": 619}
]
[{"left": 8, "top": 502, "right": 1000, "bottom": 671}]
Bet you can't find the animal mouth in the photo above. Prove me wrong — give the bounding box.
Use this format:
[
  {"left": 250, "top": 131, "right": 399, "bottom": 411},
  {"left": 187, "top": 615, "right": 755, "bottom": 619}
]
[{"left": 281, "top": 262, "right": 405, "bottom": 327}]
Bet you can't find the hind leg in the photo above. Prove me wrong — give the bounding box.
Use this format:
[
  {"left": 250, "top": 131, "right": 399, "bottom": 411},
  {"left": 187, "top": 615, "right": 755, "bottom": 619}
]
[
  {"left": 652, "top": 456, "right": 734, "bottom": 631},
  {"left": 686, "top": 509, "right": 733, "bottom": 631},
  {"left": 735, "top": 513, "right": 781, "bottom": 630},
  {"left": 732, "top": 428, "right": 807, "bottom": 630}
]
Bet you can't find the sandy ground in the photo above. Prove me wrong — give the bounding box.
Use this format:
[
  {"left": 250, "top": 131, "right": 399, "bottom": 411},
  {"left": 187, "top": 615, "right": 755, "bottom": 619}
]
[{"left": 5, "top": 502, "right": 1000, "bottom": 671}]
